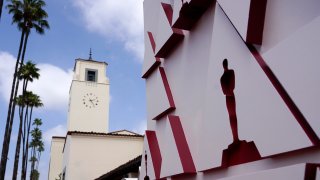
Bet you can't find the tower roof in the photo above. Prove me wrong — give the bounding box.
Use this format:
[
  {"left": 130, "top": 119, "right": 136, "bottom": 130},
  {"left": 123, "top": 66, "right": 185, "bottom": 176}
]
[{"left": 73, "top": 58, "right": 108, "bottom": 71}]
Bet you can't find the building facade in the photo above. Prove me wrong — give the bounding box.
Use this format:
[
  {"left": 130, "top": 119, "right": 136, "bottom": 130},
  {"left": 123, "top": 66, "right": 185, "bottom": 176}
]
[
  {"left": 68, "top": 59, "right": 110, "bottom": 133},
  {"left": 48, "top": 58, "right": 144, "bottom": 180},
  {"left": 140, "top": 0, "right": 320, "bottom": 179},
  {"left": 48, "top": 137, "right": 65, "bottom": 180}
]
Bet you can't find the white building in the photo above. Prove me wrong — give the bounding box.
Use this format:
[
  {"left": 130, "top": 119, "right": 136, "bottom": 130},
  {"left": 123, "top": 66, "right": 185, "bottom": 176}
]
[
  {"left": 140, "top": 0, "right": 320, "bottom": 179},
  {"left": 48, "top": 58, "right": 144, "bottom": 180}
]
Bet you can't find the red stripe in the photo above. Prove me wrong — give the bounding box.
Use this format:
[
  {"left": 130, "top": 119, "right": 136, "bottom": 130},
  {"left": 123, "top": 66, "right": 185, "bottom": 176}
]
[
  {"left": 246, "top": 0, "right": 267, "bottom": 44},
  {"left": 142, "top": 32, "right": 161, "bottom": 79},
  {"left": 304, "top": 163, "right": 319, "bottom": 180},
  {"left": 161, "top": 3, "right": 173, "bottom": 25},
  {"left": 142, "top": 60, "right": 161, "bottom": 79},
  {"left": 160, "top": 3, "right": 183, "bottom": 34},
  {"left": 146, "top": 130, "right": 162, "bottom": 179},
  {"left": 155, "top": 32, "right": 184, "bottom": 58},
  {"left": 168, "top": 115, "right": 196, "bottom": 173},
  {"left": 155, "top": 4, "right": 184, "bottom": 58},
  {"left": 153, "top": 67, "right": 176, "bottom": 120},
  {"left": 153, "top": 106, "right": 175, "bottom": 120},
  {"left": 247, "top": 44, "right": 320, "bottom": 145},
  {"left": 147, "top": 31, "right": 156, "bottom": 53},
  {"left": 159, "top": 67, "right": 175, "bottom": 108}
]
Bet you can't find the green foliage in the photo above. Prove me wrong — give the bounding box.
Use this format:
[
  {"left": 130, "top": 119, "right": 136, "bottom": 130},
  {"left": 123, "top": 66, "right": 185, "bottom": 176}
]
[
  {"left": 15, "top": 91, "right": 43, "bottom": 109},
  {"left": 1, "top": 0, "right": 49, "bottom": 179},
  {"left": 30, "top": 169, "right": 39, "bottom": 180},
  {"left": 18, "top": 61, "right": 40, "bottom": 82},
  {"left": 6, "top": 0, "right": 50, "bottom": 34},
  {"left": 29, "top": 118, "right": 44, "bottom": 180}
]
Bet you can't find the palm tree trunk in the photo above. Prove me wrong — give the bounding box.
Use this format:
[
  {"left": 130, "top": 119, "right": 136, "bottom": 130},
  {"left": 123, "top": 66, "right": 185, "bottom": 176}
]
[
  {"left": 30, "top": 148, "right": 35, "bottom": 180},
  {"left": 6, "top": 30, "right": 29, "bottom": 180},
  {"left": 12, "top": 102, "right": 26, "bottom": 180},
  {"left": 36, "top": 152, "right": 41, "bottom": 170},
  {"left": 22, "top": 107, "right": 33, "bottom": 180},
  {"left": 21, "top": 105, "right": 29, "bottom": 178},
  {"left": 0, "top": 30, "right": 25, "bottom": 180},
  {"left": 12, "top": 78, "right": 29, "bottom": 180},
  {"left": 9, "top": 30, "right": 30, "bottom": 148},
  {"left": 19, "top": 32, "right": 30, "bottom": 180},
  {"left": 20, "top": 106, "right": 29, "bottom": 180}
]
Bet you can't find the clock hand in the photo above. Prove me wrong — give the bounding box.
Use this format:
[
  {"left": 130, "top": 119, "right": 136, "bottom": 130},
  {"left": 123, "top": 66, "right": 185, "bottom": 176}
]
[{"left": 89, "top": 99, "right": 95, "bottom": 107}]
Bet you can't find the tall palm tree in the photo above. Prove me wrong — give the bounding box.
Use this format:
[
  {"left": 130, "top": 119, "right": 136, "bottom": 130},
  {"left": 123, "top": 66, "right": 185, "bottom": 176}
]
[
  {"left": 12, "top": 61, "right": 40, "bottom": 180},
  {"left": 19, "top": 61, "right": 40, "bottom": 91},
  {"left": 21, "top": 94, "right": 42, "bottom": 180},
  {"left": 12, "top": 92, "right": 43, "bottom": 180},
  {"left": 29, "top": 118, "right": 43, "bottom": 180},
  {"left": 12, "top": 93, "right": 29, "bottom": 180},
  {"left": 0, "top": 1, "right": 49, "bottom": 178}
]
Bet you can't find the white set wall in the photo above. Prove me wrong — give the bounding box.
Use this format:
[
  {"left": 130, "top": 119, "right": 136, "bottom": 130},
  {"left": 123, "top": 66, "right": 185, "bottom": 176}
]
[{"left": 140, "top": 0, "right": 320, "bottom": 179}]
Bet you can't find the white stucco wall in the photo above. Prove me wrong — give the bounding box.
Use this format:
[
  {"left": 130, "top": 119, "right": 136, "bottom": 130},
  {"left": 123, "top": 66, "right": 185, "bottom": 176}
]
[
  {"left": 73, "top": 59, "right": 109, "bottom": 84},
  {"left": 68, "top": 59, "right": 110, "bottom": 133},
  {"left": 48, "top": 137, "right": 65, "bottom": 180},
  {"left": 62, "top": 134, "right": 143, "bottom": 180}
]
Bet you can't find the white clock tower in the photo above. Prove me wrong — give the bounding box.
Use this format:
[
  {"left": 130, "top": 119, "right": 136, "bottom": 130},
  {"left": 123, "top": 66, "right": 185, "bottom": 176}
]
[{"left": 67, "top": 57, "right": 110, "bottom": 133}]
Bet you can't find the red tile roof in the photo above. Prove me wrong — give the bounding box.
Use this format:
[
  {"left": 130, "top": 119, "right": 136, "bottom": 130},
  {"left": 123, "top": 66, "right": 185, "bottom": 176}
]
[{"left": 67, "top": 131, "right": 144, "bottom": 138}]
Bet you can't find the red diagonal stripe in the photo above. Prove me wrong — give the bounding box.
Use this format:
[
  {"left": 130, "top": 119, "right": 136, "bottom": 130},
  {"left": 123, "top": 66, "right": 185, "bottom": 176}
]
[
  {"left": 147, "top": 31, "right": 156, "bottom": 53},
  {"left": 246, "top": 0, "right": 267, "bottom": 44},
  {"left": 142, "top": 32, "right": 161, "bottom": 79},
  {"left": 304, "top": 163, "right": 319, "bottom": 180},
  {"left": 159, "top": 67, "right": 175, "bottom": 107},
  {"left": 146, "top": 130, "right": 162, "bottom": 179},
  {"left": 168, "top": 115, "right": 196, "bottom": 173},
  {"left": 160, "top": 3, "right": 184, "bottom": 34},
  {"left": 247, "top": 44, "right": 320, "bottom": 146},
  {"left": 161, "top": 3, "right": 173, "bottom": 25},
  {"left": 153, "top": 67, "right": 176, "bottom": 120}
]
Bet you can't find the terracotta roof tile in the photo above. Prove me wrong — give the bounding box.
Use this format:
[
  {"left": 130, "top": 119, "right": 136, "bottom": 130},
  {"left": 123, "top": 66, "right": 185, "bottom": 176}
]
[{"left": 67, "top": 131, "right": 144, "bottom": 138}]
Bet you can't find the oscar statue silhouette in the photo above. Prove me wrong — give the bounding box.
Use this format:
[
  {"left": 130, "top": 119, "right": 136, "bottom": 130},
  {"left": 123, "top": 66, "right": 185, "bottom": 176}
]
[{"left": 220, "top": 59, "right": 261, "bottom": 167}]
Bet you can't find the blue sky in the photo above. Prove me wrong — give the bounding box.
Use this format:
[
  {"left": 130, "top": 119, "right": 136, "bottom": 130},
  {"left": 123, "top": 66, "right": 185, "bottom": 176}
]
[{"left": 0, "top": 0, "right": 145, "bottom": 179}]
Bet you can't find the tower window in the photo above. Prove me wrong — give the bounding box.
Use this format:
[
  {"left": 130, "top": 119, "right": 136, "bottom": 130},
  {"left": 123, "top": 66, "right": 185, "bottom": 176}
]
[{"left": 86, "top": 69, "right": 97, "bottom": 82}]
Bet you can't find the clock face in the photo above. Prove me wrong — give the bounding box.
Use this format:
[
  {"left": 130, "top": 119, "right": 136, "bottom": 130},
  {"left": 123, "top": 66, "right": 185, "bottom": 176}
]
[{"left": 82, "top": 93, "right": 99, "bottom": 108}]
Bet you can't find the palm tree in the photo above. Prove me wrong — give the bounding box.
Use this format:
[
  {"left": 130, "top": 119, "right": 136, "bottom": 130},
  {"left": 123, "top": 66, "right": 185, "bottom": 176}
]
[
  {"left": 12, "top": 61, "right": 40, "bottom": 180},
  {"left": 21, "top": 95, "right": 42, "bottom": 180},
  {"left": 12, "top": 91, "right": 42, "bottom": 180},
  {"left": 19, "top": 61, "right": 40, "bottom": 91},
  {"left": 12, "top": 93, "right": 29, "bottom": 180},
  {"left": 29, "top": 119, "right": 43, "bottom": 180},
  {"left": 0, "top": 1, "right": 49, "bottom": 178},
  {"left": 12, "top": 92, "right": 43, "bottom": 180}
]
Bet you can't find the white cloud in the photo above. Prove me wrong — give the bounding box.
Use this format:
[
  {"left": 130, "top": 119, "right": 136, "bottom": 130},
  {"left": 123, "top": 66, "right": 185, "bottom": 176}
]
[
  {"left": 28, "top": 64, "right": 73, "bottom": 111},
  {"left": 0, "top": 51, "right": 73, "bottom": 111},
  {"left": 43, "top": 124, "right": 66, "bottom": 145},
  {"left": 71, "top": 0, "right": 144, "bottom": 62},
  {"left": 0, "top": 52, "right": 17, "bottom": 100}
]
